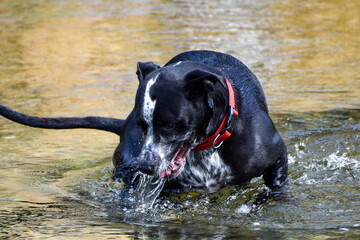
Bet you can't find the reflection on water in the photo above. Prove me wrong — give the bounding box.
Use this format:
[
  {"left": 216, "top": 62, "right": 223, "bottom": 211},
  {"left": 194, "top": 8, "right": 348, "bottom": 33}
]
[
  {"left": 0, "top": 0, "right": 359, "bottom": 239},
  {"left": 265, "top": 0, "right": 360, "bottom": 113}
]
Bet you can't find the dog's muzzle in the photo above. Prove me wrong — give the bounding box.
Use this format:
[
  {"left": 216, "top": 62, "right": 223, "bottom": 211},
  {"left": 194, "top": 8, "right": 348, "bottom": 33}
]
[
  {"left": 137, "top": 142, "right": 190, "bottom": 180},
  {"left": 159, "top": 143, "right": 189, "bottom": 180}
]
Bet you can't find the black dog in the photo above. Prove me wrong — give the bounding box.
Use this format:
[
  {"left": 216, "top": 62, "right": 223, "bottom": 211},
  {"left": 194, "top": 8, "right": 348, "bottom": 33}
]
[{"left": 0, "top": 50, "right": 287, "bottom": 193}]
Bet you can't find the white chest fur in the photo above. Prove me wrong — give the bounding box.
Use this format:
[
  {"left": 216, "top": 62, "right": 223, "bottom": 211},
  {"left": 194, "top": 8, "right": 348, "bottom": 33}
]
[{"left": 177, "top": 151, "right": 233, "bottom": 192}]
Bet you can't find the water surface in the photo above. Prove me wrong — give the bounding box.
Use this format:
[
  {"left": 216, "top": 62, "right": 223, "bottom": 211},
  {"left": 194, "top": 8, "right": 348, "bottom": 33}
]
[{"left": 0, "top": 0, "right": 359, "bottom": 239}]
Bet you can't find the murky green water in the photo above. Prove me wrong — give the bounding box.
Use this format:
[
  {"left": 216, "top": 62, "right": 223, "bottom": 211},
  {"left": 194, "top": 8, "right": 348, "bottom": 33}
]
[{"left": 0, "top": 0, "right": 359, "bottom": 239}]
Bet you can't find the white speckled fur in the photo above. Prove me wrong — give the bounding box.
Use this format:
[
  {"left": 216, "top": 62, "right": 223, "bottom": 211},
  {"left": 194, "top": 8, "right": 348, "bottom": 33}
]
[
  {"left": 143, "top": 74, "right": 158, "bottom": 138},
  {"left": 141, "top": 74, "right": 174, "bottom": 172},
  {"left": 177, "top": 151, "right": 233, "bottom": 192}
]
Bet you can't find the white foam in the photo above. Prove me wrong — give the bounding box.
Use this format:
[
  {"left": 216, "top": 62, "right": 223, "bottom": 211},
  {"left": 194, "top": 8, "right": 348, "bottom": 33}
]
[
  {"left": 235, "top": 204, "right": 251, "bottom": 214},
  {"left": 326, "top": 152, "right": 359, "bottom": 171}
]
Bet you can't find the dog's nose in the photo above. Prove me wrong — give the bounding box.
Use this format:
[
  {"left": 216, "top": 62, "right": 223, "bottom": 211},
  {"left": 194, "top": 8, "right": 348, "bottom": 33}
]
[{"left": 138, "top": 161, "right": 157, "bottom": 175}]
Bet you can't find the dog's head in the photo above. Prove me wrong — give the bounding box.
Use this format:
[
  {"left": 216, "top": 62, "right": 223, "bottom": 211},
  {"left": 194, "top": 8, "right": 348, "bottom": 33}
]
[{"left": 133, "top": 61, "right": 228, "bottom": 180}]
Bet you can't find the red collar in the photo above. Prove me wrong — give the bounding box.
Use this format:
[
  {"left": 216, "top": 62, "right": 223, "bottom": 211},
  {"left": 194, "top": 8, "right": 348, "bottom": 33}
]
[{"left": 192, "top": 79, "right": 238, "bottom": 151}]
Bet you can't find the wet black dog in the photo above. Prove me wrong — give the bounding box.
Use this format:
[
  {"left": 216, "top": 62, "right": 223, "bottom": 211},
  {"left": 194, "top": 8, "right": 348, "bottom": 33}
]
[{"left": 0, "top": 50, "right": 287, "bottom": 193}]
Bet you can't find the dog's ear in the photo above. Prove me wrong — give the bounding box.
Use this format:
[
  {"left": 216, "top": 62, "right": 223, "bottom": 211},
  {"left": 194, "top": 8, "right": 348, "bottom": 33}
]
[
  {"left": 136, "top": 62, "right": 160, "bottom": 82},
  {"left": 184, "top": 69, "right": 225, "bottom": 99}
]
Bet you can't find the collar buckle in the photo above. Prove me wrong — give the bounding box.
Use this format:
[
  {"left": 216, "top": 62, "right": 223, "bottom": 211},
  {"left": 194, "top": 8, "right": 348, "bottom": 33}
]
[{"left": 225, "top": 106, "right": 234, "bottom": 130}]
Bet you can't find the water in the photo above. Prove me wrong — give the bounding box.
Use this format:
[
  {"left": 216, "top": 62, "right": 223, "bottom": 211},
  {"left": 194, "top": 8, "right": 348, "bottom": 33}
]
[{"left": 0, "top": 0, "right": 359, "bottom": 239}]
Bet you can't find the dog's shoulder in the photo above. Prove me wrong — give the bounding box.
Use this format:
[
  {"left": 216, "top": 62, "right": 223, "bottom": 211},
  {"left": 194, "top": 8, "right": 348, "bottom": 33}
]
[
  {"left": 165, "top": 50, "right": 260, "bottom": 89},
  {"left": 165, "top": 50, "right": 241, "bottom": 70},
  {"left": 166, "top": 50, "right": 268, "bottom": 113}
]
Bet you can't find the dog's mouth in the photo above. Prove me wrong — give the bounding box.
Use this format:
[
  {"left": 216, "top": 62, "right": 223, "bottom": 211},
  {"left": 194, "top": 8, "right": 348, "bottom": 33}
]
[{"left": 159, "top": 143, "right": 189, "bottom": 180}]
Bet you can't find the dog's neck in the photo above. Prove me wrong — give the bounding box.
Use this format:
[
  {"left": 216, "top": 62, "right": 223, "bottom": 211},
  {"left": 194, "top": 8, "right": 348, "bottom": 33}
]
[{"left": 192, "top": 79, "right": 238, "bottom": 151}]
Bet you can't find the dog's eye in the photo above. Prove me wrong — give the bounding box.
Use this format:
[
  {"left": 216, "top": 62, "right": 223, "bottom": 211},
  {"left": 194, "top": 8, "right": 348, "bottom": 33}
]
[
  {"left": 136, "top": 120, "right": 148, "bottom": 133},
  {"left": 161, "top": 123, "right": 175, "bottom": 130}
]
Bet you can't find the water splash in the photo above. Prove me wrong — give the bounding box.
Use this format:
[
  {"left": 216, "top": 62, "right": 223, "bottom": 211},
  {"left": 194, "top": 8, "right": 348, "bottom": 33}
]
[
  {"left": 326, "top": 152, "right": 359, "bottom": 172},
  {"left": 130, "top": 172, "right": 166, "bottom": 211}
]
